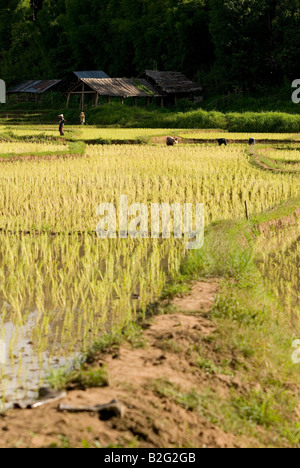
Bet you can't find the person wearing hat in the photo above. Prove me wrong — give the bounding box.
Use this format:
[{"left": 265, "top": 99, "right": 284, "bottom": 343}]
[
  {"left": 58, "top": 114, "right": 66, "bottom": 136},
  {"left": 80, "top": 112, "right": 86, "bottom": 125}
]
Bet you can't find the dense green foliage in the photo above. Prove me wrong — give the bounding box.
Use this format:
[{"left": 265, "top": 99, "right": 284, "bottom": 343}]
[
  {"left": 84, "top": 105, "right": 300, "bottom": 131},
  {"left": 0, "top": 102, "right": 299, "bottom": 131},
  {"left": 0, "top": 0, "right": 299, "bottom": 93}
]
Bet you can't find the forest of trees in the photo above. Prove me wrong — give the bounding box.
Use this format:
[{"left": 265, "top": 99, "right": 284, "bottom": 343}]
[{"left": 0, "top": 0, "right": 299, "bottom": 93}]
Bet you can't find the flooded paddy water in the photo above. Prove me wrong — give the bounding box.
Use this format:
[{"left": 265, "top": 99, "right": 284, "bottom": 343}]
[{"left": 0, "top": 234, "right": 184, "bottom": 407}]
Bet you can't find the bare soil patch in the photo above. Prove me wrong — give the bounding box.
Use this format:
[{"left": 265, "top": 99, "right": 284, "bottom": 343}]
[
  {"left": 0, "top": 280, "right": 251, "bottom": 448},
  {"left": 172, "top": 280, "right": 220, "bottom": 313}
]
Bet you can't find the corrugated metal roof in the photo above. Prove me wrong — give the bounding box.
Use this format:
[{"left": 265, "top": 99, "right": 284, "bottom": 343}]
[
  {"left": 74, "top": 71, "right": 110, "bottom": 79},
  {"left": 8, "top": 80, "right": 61, "bottom": 94},
  {"left": 145, "top": 71, "right": 202, "bottom": 94},
  {"left": 80, "top": 78, "right": 162, "bottom": 97}
]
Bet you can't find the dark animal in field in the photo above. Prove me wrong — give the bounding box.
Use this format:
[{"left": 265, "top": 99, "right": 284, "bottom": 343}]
[
  {"left": 217, "top": 138, "right": 227, "bottom": 146},
  {"left": 249, "top": 138, "right": 255, "bottom": 145},
  {"left": 166, "top": 136, "right": 178, "bottom": 146}
]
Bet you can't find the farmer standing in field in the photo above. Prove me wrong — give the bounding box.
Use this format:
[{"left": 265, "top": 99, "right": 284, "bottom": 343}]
[
  {"left": 58, "top": 114, "right": 66, "bottom": 136},
  {"left": 80, "top": 112, "right": 86, "bottom": 125}
]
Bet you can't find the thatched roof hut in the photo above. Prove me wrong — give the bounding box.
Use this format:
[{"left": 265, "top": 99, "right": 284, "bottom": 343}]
[
  {"left": 7, "top": 80, "right": 61, "bottom": 102},
  {"left": 142, "top": 70, "right": 202, "bottom": 104},
  {"left": 66, "top": 77, "right": 163, "bottom": 108}
]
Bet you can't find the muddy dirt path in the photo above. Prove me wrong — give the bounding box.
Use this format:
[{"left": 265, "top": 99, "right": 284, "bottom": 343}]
[{"left": 0, "top": 280, "right": 249, "bottom": 448}]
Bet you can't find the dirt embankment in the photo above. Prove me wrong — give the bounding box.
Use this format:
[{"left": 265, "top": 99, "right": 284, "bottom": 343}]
[
  {"left": 151, "top": 136, "right": 298, "bottom": 146},
  {"left": 251, "top": 148, "right": 300, "bottom": 174},
  {"left": 257, "top": 207, "right": 300, "bottom": 235},
  {"left": 0, "top": 280, "right": 250, "bottom": 449}
]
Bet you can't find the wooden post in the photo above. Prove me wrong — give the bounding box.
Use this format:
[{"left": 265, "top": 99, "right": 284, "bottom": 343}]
[
  {"left": 245, "top": 201, "right": 249, "bottom": 221},
  {"left": 120, "top": 97, "right": 124, "bottom": 105},
  {"left": 95, "top": 94, "right": 99, "bottom": 107},
  {"left": 107, "top": 96, "right": 111, "bottom": 104},
  {"left": 160, "top": 97, "right": 164, "bottom": 107},
  {"left": 80, "top": 83, "right": 84, "bottom": 110},
  {"left": 133, "top": 97, "right": 137, "bottom": 107},
  {"left": 66, "top": 93, "right": 70, "bottom": 109}
]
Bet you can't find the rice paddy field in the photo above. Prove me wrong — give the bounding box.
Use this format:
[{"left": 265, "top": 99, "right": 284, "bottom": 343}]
[
  {"left": 179, "top": 131, "right": 300, "bottom": 141},
  {"left": 256, "top": 227, "right": 300, "bottom": 323},
  {"left": 0, "top": 142, "right": 66, "bottom": 153},
  {"left": 1, "top": 125, "right": 299, "bottom": 143},
  {"left": 0, "top": 126, "right": 181, "bottom": 142},
  {"left": 0, "top": 124, "right": 299, "bottom": 410},
  {"left": 257, "top": 147, "right": 300, "bottom": 172}
]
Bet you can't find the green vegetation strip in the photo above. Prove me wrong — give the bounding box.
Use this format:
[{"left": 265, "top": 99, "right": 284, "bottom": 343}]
[
  {"left": 0, "top": 141, "right": 86, "bottom": 160},
  {"left": 47, "top": 198, "right": 300, "bottom": 447},
  {"left": 2, "top": 106, "right": 300, "bottom": 133},
  {"left": 259, "top": 156, "right": 300, "bottom": 173},
  {"left": 249, "top": 147, "right": 300, "bottom": 175},
  {"left": 157, "top": 200, "right": 300, "bottom": 446},
  {"left": 82, "top": 106, "right": 300, "bottom": 132}
]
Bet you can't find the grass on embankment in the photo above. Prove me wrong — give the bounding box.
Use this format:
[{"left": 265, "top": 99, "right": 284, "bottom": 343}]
[
  {"left": 249, "top": 145, "right": 300, "bottom": 174},
  {"left": 258, "top": 155, "right": 300, "bottom": 173},
  {"left": 1, "top": 102, "right": 300, "bottom": 133},
  {"left": 79, "top": 104, "right": 300, "bottom": 133},
  {"left": 161, "top": 199, "right": 300, "bottom": 446},
  {"left": 0, "top": 141, "right": 85, "bottom": 160},
  {"left": 48, "top": 198, "right": 300, "bottom": 447}
]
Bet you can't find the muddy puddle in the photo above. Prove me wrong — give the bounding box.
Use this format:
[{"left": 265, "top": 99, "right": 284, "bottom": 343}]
[{"left": 0, "top": 310, "right": 69, "bottom": 409}]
